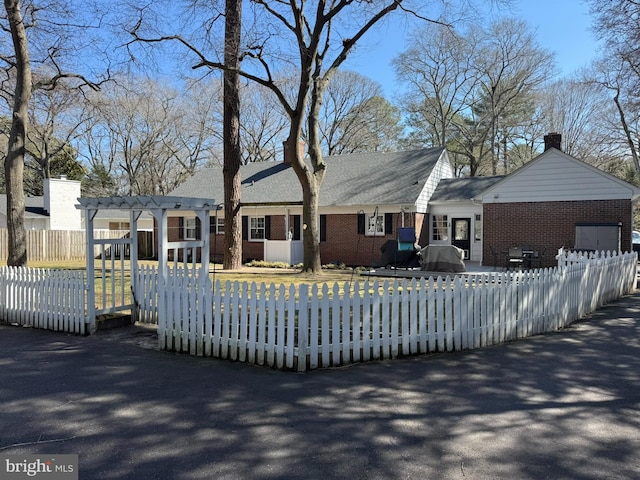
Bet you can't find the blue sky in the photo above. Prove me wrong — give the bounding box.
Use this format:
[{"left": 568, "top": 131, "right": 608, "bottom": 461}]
[{"left": 342, "top": 0, "right": 599, "bottom": 98}]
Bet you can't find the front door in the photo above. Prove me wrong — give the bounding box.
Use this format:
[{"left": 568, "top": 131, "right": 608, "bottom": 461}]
[{"left": 451, "top": 218, "right": 471, "bottom": 259}]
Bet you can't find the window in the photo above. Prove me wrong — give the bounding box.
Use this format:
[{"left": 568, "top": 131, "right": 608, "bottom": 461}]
[
  {"left": 358, "top": 212, "right": 392, "bottom": 236},
  {"left": 109, "top": 222, "right": 130, "bottom": 231},
  {"left": 249, "top": 216, "right": 265, "bottom": 241},
  {"left": 215, "top": 216, "right": 225, "bottom": 234},
  {"left": 474, "top": 214, "right": 482, "bottom": 242},
  {"left": 432, "top": 215, "right": 448, "bottom": 241},
  {"left": 368, "top": 214, "right": 385, "bottom": 236},
  {"left": 184, "top": 217, "right": 197, "bottom": 240}
]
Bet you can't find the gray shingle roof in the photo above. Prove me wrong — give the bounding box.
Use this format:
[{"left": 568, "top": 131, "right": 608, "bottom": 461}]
[
  {"left": 170, "top": 147, "right": 447, "bottom": 207},
  {"left": 0, "top": 195, "right": 48, "bottom": 219},
  {"left": 430, "top": 176, "right": 504, "bottom": 203}
]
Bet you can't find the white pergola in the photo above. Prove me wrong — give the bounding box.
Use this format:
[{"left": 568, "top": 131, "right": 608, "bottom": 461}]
[{"left": 77, "top": 195, "right": 219, "bottom": 333}]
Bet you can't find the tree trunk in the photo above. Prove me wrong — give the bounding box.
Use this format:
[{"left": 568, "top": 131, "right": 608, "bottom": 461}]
[
  {"left": 4, "top": 0, "right": 30, "bottom": 267},
  {"left": 301, "top": 178, "right": 322, "bottom": 273},
  {"left": 284, "top": 135, "right": 322, "bottom": 273},
  {"left": 614, "top": 89, "right": 640, "bottom": 178},
  {"left": 222, "top": 0, "right": 242, "bottom": 270}
]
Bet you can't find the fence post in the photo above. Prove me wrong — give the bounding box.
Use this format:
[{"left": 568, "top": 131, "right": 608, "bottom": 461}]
[{"left": 297, "top": 284, "right": 309, "bottom": 372}]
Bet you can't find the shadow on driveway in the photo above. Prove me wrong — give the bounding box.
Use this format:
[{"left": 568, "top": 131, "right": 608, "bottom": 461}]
[{"left": 1, "top": 292, "right": 639, "bottom": 479}]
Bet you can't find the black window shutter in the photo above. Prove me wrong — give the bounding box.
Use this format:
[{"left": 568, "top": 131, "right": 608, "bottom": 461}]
[
  {"left": 265, "top": 216, "right": 271, "bottom": 240},
  {"left": 178, "top": 217, "right": 184, "bottom": 240},
  {"left": 293, "top": 215, "right": 301, "bottom": 241},
  {"left": 242, "top": 216, "right": 248, "bottom": 241},
  {"left": 357, "top": 213, "right": 365, "bottom": 235},
  {"left": 385, "top": 213, "right": 393, "bottom": 235},
  {"left": 195, "top": 216, "right": 202, "bottom": 240},
  {"left": 209, "top": 215, "right": 216, "bottom": 234},
  {"left": 320, "top": 215, "right": 326, "bottom": 242}
]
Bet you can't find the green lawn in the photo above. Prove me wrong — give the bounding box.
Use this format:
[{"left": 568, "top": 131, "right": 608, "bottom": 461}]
[{"left": 13, "top": 259, "right": 369, "bottom": 289}]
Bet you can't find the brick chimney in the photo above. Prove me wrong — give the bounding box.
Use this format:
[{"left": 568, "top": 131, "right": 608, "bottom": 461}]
[{"left": 544, "top": 132, "right": 562, "bottom": 151}]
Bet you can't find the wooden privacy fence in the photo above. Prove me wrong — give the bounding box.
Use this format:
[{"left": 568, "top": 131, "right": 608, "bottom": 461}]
[
  {"left": 0, "top": 266, "right": 86, "bottom": 334},
  {"left": 134, "top": 250, "right": 637, "bottom": 371},
  {"left": 0, "top": 228, "right": 156, "bottom": 262},
  {"left": 0, "top": 229, "right": 133, "bottom": 262}
]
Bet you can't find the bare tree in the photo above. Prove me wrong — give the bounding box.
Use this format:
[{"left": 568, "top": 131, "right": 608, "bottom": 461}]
[
  {"left": 0, "top": 0, "right": 107, "bottom": 265},
  {"left": 394, "top": 23, "right": 476, "bottom": 149},
  {"left": 315, "top": 70, "right": 400, "bottom": 155},
  {"left": 239, "top": 83, "right": 289, "bottom": 163},
  {"left": 24, "top": 76, "right": 89, "bottom": 191},
  {"left": 587, "top": 58, "right": 640, "bottom": 176},
  {"left": 535, "top": 78, "right": 611, "bottom": 164},
  {"left": 333, "top": 95, "right": 402, "bottom": 153},
  {"left": 589, "top": 0, "right": 640, "bottom": 83},
  {"left": 80, "top": 77, "right": 214, "bottom": 195},
  {"left": 3, "top": 0, "right": 31, "bottom": 265},
  {"left": 395, "top": 18, "right": 554, "bottom": 176},
  {"left": 587, "top": 0, "right": 640, "bottom": 178},
  {"left": 129, "top": 0, "right": 447, "bottom": 273}
]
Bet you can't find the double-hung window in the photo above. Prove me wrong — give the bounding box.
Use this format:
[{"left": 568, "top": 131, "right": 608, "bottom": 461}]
[
  {"left": 184, "top": 217, "right": 197, "bottom": 240},
  {"left": 249, "top": 216, "right": 265, "bottom": 241},
  {"left": 215, "top": 216, "right": 225, "bottom": 235}
]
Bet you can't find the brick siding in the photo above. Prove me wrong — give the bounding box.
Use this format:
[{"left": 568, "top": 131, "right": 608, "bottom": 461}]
[
  {"left": 320, "top": 213, "right": 409, "bottom": 267},
  {"left": 483, "top": 200, "right": 632, "bottom": 268}
]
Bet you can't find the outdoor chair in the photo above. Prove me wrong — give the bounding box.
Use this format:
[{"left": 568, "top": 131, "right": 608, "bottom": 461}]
[
  {"left": 530, "top": 248, "right": 546, "bottom": 269},
  {"left": 508, "top": 247, "right": 524, "bottom": 270}
]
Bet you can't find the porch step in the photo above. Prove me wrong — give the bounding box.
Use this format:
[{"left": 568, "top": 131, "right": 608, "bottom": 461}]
[{"left": 96, "top": 313, "right": 133, "bottom": 331}]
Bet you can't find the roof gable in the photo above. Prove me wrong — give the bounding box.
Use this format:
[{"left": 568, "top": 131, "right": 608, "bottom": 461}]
[{"left": 479, "top": 148, "right": 640, "bottom": 203}]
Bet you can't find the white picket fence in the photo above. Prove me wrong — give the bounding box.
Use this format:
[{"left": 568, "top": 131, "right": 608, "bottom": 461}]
[
  {"left": 134, "top": 250, "right": 638, "bottom": 371},
  {"left": 0, "top": 267, "right": 86, "bottom": 334}
]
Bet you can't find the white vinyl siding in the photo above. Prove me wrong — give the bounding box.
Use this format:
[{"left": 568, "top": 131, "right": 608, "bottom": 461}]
[
  {"left": 415, "top": 150, "right": 454, "bottom": 213},
  {"left": 481, "top": 150, "right": 636, "bottom": 203}
]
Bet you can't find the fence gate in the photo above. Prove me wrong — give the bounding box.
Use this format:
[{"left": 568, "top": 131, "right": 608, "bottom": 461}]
[
  {"left": 92, "top": 236, "right": 135, "bottom": 323},
  {"left": 77, "top": 196, "right": 218, "bottom": 333}
]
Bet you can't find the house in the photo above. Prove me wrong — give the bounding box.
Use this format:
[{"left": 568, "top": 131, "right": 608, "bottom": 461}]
[
  {"left": 168, "top": 147, "right": 453, "bottom": 265},
  {"left": 477, "top": 144, "right": 640, "bottom": 267},
  {"left": 169, "top": 137, "right": 640, "bottom": 268},
  {"left": 0, "top": 177, "right": 82, "bottom": 230},
  {"left": 0, "top": 176, "right": 156, "bottom": 233}
]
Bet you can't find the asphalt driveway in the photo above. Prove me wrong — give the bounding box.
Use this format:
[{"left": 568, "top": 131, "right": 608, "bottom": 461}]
[{"left": 1, "top": 292, "right": 639, "bottom": 479}]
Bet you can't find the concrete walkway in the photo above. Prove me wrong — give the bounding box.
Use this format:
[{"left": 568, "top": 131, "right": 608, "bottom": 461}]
[{"left": 1, "top": 292, "right": 639, "bottom": 479}]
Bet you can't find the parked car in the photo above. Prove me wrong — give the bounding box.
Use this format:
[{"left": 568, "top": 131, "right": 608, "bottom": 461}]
[{"left": 633, "top": 231, "right": 640, "bottom": 253}]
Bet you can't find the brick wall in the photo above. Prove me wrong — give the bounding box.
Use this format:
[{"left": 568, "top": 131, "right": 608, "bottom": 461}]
[
  {"left": 483, "top": 200, "right": 633, "bottom": 268},
  {"left": 320, "top": 213, "right": 410, "bottom": 267}
]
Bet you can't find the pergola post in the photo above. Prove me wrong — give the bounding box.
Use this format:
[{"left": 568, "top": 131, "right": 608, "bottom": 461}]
[
  {"left": 84, "top": 208, "right": 97, "bottom": 334},
  {"left": 130, "top": 209, "right": 141, "bottom": 323},
  {"left": 154, "top": 207, "right": 168, "bottom": 349}
]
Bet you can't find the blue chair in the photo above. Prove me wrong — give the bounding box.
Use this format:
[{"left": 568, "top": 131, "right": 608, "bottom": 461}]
[{"left": 397, "top": 227, "right": 416, "bottom": 251}]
